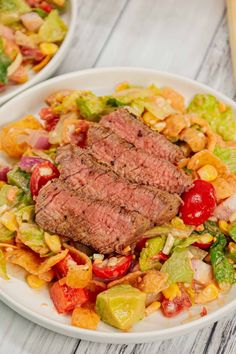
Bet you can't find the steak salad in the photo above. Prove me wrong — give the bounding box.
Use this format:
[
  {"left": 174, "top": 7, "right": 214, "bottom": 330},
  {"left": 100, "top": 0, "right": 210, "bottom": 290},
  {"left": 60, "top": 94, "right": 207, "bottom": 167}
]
[{"left": 0, "top": 82, "right": 236, "bottom": 331}]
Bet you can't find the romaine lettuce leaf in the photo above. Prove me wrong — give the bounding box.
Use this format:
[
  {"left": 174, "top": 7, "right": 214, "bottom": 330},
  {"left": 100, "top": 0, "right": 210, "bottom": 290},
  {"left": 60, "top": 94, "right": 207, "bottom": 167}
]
[
  {"left": 0, "top": 0, "right": 30, "bottom": 25},
  {"left": 0, "top": 41, "right": 12, "bottom": 85},
  {"left": 214, "top": 145, "right": 236, "bottom": 174},
  {"left": 77, "top": 92, "right": 105, "bottom": 121},
  {"left": 18, "top": 223, "right": 49, "bottom": 255},
  {"left": 161, "top": 248, "right": 193, "bottom": 284},
  {"left": 188, "top": 94, "right": 236, "bottom": 141},
  {"left": 0, "top": 223, "right": 15, "bottom": 242},
  {"left": 139, "top": 236, "right": 166, "bottom": 271}
]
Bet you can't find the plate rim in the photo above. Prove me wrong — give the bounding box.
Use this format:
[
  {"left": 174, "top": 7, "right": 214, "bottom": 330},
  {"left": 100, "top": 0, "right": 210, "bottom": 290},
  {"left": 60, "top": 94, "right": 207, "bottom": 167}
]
[
  {"left": 0, "top": 0, "right": 78, "bottom": 106},
  {"left": 0, "top": 66, "right": 235, "bottom": 343}
]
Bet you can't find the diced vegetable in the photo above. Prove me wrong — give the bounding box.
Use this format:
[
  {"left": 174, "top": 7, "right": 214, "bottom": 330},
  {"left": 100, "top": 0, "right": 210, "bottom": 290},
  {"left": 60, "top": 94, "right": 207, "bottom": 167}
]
[
  {"left": 139, "top": 236, "right": 166, "bottom": 271},
  {"left": 214, "top": 194, "right": 236, "bottom": 221},
  {"left": 93, "top": 255, "right": 133, "bottom": 281},
  {"left": 188, "top": 94, "right": 236, "bottom": 141},
  {"left": 161, "top": 287, "right": 192, "bottom": 317},
  {"left": 36, "top": 10, "right": 67, "bottom": 43},
  {"left": 18, "top": 223, "right": 49, "bottom": 255},
  {"left": 162, "top": 283, "right": 181, "bottom": 301},
  {"left": 210, "top": 232, "right": 235, "bottom": 290},
  {"left": 214, "top": 146, "right": 236, "bottom": 174},
  {"left": 197, "top": 164, "right": 218, "bottom": 182},
  {"left": 50, "top": 281, "right": 88, "bottom": 314},
  {"left": 0, "top": 223, "right": 15, "bottom": 242},
  {"left": 76, "top": 92, "right": 105, "bottom": 121},
  {"left": 18, "top": 156, "right": 46, "bottom": 173},
  {"left": 180, "top": 180, "right": 217, "bottom": 226},
  {"left": 161, "top": 249, "right": 194, "bottom": 285},
  {"left": 0, "top": 0, "right": 30, "bottom": 25},
  {"left": 191, "top": 259, "right": 213, "bottom": 285},
  {"left": 29, "top": 161, "right": 59, "bottom": 196},
  {"left": 7, "top": 167, "right": 30, "bottom": 193},
  {"left": 229, "top": 222, "right": 236, "bottom": 242}
]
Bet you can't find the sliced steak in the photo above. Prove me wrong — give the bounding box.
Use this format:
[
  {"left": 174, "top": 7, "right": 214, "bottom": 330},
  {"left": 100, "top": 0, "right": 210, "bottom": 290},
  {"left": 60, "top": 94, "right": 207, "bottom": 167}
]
[
  {"left": 56, "top": 145, "right": 181, "bottom": 224},
  {"left": 35, "top": 180, "right": 151, "bottom": 254},
  {"left": 87, "top": 125, "right": 192, "bottom": 194},
  {"left": 100, "top": 108, "right": 184, "bottom": 164}
]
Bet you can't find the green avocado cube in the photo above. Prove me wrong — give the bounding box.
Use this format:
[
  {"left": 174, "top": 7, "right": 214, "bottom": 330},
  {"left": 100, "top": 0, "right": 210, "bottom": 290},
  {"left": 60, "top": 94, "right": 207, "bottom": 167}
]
[{"left": 96, "top": 285, "right": 146, "bottom": 331}]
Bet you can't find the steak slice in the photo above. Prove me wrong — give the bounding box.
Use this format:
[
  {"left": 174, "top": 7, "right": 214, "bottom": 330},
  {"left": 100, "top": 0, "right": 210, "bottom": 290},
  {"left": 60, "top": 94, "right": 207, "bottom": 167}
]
[
  {"left": 87, "top": 125, "right": 192, "bottom": 194},
  {"left": 100, "top": 108, "right": 184, "bottom": 164},
  {"left": 56, "top": 145, "right": 181, "bottom": 224},
  {"left": 35, "top": 180, "right": 151, "bottom": 254}
]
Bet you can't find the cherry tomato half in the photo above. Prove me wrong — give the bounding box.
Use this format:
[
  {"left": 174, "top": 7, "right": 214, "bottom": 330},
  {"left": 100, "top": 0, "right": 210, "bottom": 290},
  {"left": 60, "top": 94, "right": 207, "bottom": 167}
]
[
  {"left": 92, "top": 255, "right": 133, "bottom": 281},
  {"left": 179, "top": 180, "right": 217, "bottom": 226},
  {"left": 30, "top": 161, "right": 59, "bottom": 196},
  {"left": 161, "top": 289, "right": 192, "bottom": 318}
]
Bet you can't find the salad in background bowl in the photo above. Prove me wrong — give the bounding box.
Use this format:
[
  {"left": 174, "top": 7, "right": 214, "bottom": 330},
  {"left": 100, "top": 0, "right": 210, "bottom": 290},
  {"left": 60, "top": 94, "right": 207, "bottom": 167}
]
[
  {"left": 0, "top": 0, "right": 77, "bottom": 105},
  {"left": 0, "top": 68, "right": 236, "bottom": 343}
]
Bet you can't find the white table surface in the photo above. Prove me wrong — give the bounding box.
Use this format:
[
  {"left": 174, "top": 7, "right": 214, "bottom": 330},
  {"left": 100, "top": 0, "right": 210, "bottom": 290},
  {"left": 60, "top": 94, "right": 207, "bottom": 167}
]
[{"left": 1, "top": 0, "right": 236, "bottom": 353}]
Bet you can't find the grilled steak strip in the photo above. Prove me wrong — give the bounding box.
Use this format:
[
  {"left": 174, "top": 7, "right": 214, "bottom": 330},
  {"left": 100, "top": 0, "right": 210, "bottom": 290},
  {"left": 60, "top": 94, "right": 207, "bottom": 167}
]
[
  {"left": 100, "top": 108, "right": 184, "bottom": 164},
  {"left": 56, "top": 145, "right": 181, "bottom": 224},
  {"left": 87, "top": 125, "right": 192, "bottom": 194},
  {"left": 35, "top": 180, "right": 151, "bottom": 254}
]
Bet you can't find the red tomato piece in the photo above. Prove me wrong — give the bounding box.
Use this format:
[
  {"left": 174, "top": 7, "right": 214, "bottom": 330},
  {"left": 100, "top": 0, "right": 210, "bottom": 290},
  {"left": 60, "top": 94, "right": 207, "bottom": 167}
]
[
  {"left": 20, "top": 46, "right": 45, "bottom": 62},
  {"left": 92, "top": 255, "right": 133, "bottom": 281},
  {"left": 200, "top": 306, "right": 207, "bottom": 317},
  {"left": 39, "top": 107, "right": 60, "bottom": 131},
  {"left": 179, "top": 180, "right": 217, "bottom": 226},
  {"left": 192, "top": 241, "right": 214, "bottom": 250},
  {"left": 30, "top": 161, "right": 59, "bottom": 196},
  {"left": 50, "top": 281, "right": 88, "bottom": 314},
  {"left": 152, "top": 251, "right": 169, "bottom": 262},
  {"left": 54, "top": 254, "right": 76, "bottom": 278},
  {"left": 39, "top": 1, "right": 53, "bottom": 12},
  {"left": 161, "top": 289, "right": 192, "bottom": 318}
]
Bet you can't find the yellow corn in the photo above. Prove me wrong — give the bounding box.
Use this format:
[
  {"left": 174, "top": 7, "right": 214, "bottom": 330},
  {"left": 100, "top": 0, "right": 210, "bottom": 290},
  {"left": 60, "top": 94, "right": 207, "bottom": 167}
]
[
  {"left": 53, "top": 0, "right": 65, "bottom": 5},
  {"left": 197, "top": 164, "right": 218, "bottom": 182},
  {"left": 26, "top": 274, "right": 46, "bottom": 289},
  {"left": 0, "top": 211, "right": 18, "bottom": 231},
  {"left": 219, "top": 220, "right": 229, "bottom": 235},
  {"left": 145, "top": 301, "right": 161, "bottom": 316},
  {"left": 171, "top": 216, "right": 185, "bottom": 229},
  {"left": 198, "top": 233, "right": 214, "bottom": 244},
  {"left": 39, "top": 43, "right": 59, "bottom": 56},
  {"left": 195, "top": 284, "right": 219, "bottom": 304},
  {"left": 33, "top": 55, "right": 51, "bottom": 72},
  {"left": 162, "top": 283, "right": 181, "bottom": 301},
  {"left": 44, "top": 232, "right": 61, "bottom": 253}
]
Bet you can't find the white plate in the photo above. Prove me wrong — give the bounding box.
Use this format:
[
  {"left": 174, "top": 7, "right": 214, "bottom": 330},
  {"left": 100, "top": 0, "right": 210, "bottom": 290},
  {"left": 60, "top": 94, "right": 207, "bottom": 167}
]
[
  {"left": 0, "top": 0, "right": 77, "bottom": 106},
  {"left": 0, "top": 67, "right": 235, "bottom": 344}
]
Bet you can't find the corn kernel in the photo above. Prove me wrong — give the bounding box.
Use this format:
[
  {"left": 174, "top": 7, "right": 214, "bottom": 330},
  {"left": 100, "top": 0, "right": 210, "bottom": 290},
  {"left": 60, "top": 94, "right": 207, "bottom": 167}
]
[
  {"left": 219, "top": 220, "right": 229, "bottom": 235},
  {"left": 145, "top": 301, "right": 161, "bottom": 316},
  {"left": 162, "top": 283, "right": 181, "bottom": 301},
  {"left": 26, "top": 274, "right": 46, "bottom": 289},
  {"left": 195, "top": 284, "right": 219, "bottom": 304},
  {"left": 0, "top": 211, "right": 18, "bottom": 231},
  {"left": 197, "top": 164, "right": 218, "bottom": 182},
  {"left": 198, "top": 233, "right": 214, "bottom": 244},
  {"left": 53, "top": 0, "right": 65, "bottom": 6},
  {"left": 171, "top": 216, "right": 185, "bottom": 229},
  {"left": 39, "top": 43, "right": 59, "bottom": 56},
  {"left": 44, "top": 232, "right": 61, "bottom": 253},
  {"left": 115, "top": 81, "right": 130, "bottom": 91}
]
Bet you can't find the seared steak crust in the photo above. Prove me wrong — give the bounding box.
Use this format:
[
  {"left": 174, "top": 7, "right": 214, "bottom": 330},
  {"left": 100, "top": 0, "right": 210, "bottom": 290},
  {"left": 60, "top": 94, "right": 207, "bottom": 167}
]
[
  {"left": 87, "top": 125, "right": 191, "bottom": 194},
  {"left": 56, "top": 145, "right": 181, "bottom": 224},
  {"left": 100, "top": 108, "right": 184, "bottom": 164},
  {"left": 35, "top": 180, "right": 151, "bottom": 254}
]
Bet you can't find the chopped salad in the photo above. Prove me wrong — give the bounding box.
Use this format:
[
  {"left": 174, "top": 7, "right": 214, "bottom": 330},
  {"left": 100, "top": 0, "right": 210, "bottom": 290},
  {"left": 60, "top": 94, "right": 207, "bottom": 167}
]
[
  {"left": 0, "top": 82, "right": 236, "bottom": 331},
  {"left": 0, "top": 0, "right": 67, "bottom": 91}
]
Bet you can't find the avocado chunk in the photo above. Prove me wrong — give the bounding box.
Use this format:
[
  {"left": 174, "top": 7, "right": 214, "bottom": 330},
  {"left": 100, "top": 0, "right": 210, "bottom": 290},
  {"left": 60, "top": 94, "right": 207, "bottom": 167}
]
[{"left": 96, "top": 285, "right": 146, "bottom": 330}]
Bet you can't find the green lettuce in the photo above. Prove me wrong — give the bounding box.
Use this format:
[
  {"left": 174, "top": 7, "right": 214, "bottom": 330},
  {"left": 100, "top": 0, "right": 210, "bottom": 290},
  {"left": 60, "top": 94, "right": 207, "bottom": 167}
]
[
  {"left": 77, "top": 92, "right": 105, "bottom": 121},
  {"left": 214, "top": 145, "right": 236, "bottom": 174},
  {"left": 37, "top": 10, "right": 67, "bottom": 43},
  {"left": 139, "top": 236, "right": 166, "bottom": 271},
  {"left": 18, "top": 223, "right": 49, "bottom": 256},
  {"left": 161, "top": 248, "right": 193, "bottom": 284},
  {"left": 0, "top": 223, "right": 15, "bottom": 242},
  {"left": 188, "top": 94, "right": 236, "bottom": 141},
  {"left": 0, "top": 0, "right": 30, "bottom": 24},
  {"left": 229, "top": 222, "right": 236, "bottom": 242},
  {"left": 0, "top": 184, "right": 20, "bottom": 207}
]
